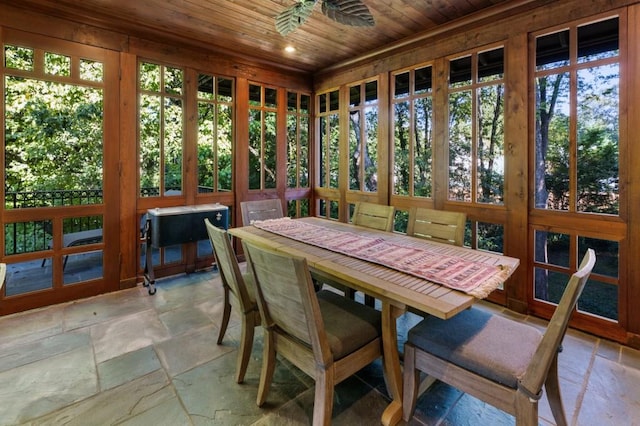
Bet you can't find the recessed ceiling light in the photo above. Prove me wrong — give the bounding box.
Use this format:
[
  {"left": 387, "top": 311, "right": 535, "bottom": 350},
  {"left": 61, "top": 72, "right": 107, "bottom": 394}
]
[{"left": 284, "top": 45, "right": 296, "bottom": 53}]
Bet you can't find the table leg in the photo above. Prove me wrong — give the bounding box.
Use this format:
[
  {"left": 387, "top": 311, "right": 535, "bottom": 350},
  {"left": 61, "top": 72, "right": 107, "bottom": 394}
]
[{"left": 381, "top": 302, "right": 404, "bottom": 426}]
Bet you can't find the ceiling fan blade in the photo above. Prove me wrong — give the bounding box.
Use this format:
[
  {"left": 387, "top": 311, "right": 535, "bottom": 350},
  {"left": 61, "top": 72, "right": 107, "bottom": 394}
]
[
  {"left": 275, "top": 1, "right": 317, "bottom": 36},
  {"left": 321, "top": 0, "right": 375, "bottom": 27}
]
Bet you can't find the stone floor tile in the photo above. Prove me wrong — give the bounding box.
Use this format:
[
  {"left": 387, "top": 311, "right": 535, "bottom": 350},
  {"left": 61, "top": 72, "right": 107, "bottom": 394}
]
[
  {"left": 0, "top": 331, "right": 89, "bottom": 373},
  {"left": 28, "top": 369, "right": 175, "bottom": 425},
  {"left": 98, "top": 345, "right": 162, "bottom": 391},
  {"left": 154, "top": 324, "right": 234, "bottom": 377},
  {"left": 158, "top": 303, "right": 216, "bottom": 336},
  {"left": 0, "top": 304, "right": 64, "bottom": 349},
  {"left": 620, "top": 345, "right": 640, "bottom": 371},
  {"left": 173, "top": 349, "right": 309, "bottom": 425},
  {"left": 0, "top": 345, "right": 97, "bottom": 424},
  {"left": 62, "top": 286, "right": 152, "bottom": 331},
  {"left": 90, "top": 309, "right": 171, "bottom": 363},
  {"left": 577, "top": 355, "right": 640, "bottom": 425},
  {"left": 116, "top": 395, "right": 191, "bottom": 426}
]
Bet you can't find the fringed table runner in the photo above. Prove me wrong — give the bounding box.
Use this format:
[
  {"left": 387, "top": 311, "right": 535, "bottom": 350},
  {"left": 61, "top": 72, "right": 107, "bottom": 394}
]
[{"left": 251, "top": 217, "right": 515, "bottom": 298}]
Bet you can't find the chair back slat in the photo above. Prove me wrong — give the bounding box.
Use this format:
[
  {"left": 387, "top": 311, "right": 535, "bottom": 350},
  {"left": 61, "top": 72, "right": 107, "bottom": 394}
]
[
  {"left": 407, "top": 207, "right": 466, "bottom": 246},
  {"left": 240, "top": 199, "right": 284, "bottom": 226},
  {"left": 351, "top": 202, "right": 395, "bottom": 232},
  {"left": 520, "top": 248, "right": 596, "bottom": 395},
  {"left": 205, "top": 219, "right": 253, "bottom": 310}
]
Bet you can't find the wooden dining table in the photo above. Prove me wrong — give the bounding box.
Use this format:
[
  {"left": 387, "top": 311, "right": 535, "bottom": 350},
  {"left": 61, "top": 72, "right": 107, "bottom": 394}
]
[{"left": 229, "top": 217, "right": 519, "bottom": 425}]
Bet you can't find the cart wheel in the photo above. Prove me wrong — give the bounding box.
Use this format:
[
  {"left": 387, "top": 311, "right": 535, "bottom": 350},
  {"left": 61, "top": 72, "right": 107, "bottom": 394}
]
[{"left": 148, "top": 286, "right": 156, "bottom": 295}]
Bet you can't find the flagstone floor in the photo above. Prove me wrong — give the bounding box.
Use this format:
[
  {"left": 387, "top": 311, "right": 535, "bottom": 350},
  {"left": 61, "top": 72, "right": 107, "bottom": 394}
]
[{"left": 1, "top": 266, "right": 639, "bottom": 425}]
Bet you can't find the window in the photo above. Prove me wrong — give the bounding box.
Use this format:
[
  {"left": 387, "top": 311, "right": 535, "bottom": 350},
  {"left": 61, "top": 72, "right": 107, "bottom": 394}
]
[
  {"left": 247, "top": 84, "right": 278, "bottom": 190},
  {"left": 392, "top": 65, "right": 433, "bottom": 198},
  {"left": 448, "top": 47, "right": 505, "bottom": 204},
  {"left": 318, "top": 89, "right": 340, "bottom": 190},
  {"left": 139, "top": 61, "right": 184, "bottom": 197},
  {"left": 532, "top": 16, "right": 620, "bottom": 322},
  {"left": 196, "top": 74, "right": 234, "bottom": 193},
  {"left": 534, "top": 18, "right": 619, "bottom": 214},
  {"left": 349, "top": 80, "right": 379, "bottom": 192},
  {"left": 286, "top": 91, "right": 311, "bottom": 218}
]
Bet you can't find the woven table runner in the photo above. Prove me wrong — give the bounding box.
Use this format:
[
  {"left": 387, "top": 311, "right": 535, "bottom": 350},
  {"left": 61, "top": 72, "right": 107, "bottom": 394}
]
[{"left": 251, "top": 217, "right": 514, "bottom": 298}]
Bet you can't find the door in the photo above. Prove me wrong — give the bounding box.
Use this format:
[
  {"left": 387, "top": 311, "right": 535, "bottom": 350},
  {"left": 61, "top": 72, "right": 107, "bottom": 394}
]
[{"left": 1, "top": 29, "right": 120, "bottom": 314}]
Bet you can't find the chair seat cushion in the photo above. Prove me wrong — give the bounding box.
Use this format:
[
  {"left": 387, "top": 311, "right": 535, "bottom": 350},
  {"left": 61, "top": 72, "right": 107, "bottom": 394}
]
[
  {"left": 317, "top": 290, "right": 382, "bottom": 360},
  {"left": 407, "top": 307, "right": 543, "bottom": 388}
]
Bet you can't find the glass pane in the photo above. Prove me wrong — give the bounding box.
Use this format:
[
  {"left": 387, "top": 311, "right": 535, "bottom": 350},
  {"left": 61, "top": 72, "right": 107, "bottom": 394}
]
[
  {"left": 265, "top": 87, "right": 277, "bottom": 108},
  {"left": 139, "top": 94, "right": 161, "bottom": 196},
  {"left": 164, "top": 66, "right": 183, "bottom": 95},
  {"left": 299, "top": 115, "right": 309, "bottom": 188},
  {"left": 534, "top": 230, "right": 570, "bottom": 267},
  {"left": 4, "top": 77, "right": 104, "bottom": 207},
  {"left": 394, "top": 72, "right": 409, "bottom": 98},
  {"left": 264, "top": 87, "right": 278, "bottom": 108},
  {"left": 450, "top": 55, "right": 471, "bottom": 87},
  {"left": 5, "top": 260, "right": 52, "bottom": 296},
  {"left": 248, "top": 109, "right": 262, "bottom": 189},
  {"left": 63, "top": 251, "right": 103, "bottom": 284},
  {"left": 4, "top": 45, "right": 33, "bottom": 70},
  {"left": 79, "top": 59, "right": 103, "bottom": 82},
  {"left": 329, "top": 114, "right": 339, "bottom": 188},
  {"left": 329, "top": 200, "right": 339, "bottom": 220},
  {"left": 534, "top": 268, "right": 567, "bottom": 304},
  {"left": 394, "top": 210, "right": 409, "bottom": 233},
  {"left": 164, "top": 97, "right": 183, "bottom": 194},
  {"left": 415, "top": 66, "right": 432, "bottom": 94},
  {"left": 534, "top": 73, "right": 569, "bottom": 210},
  {"left": 197, "top": 74, "right": 214, "bottom": 100},
  {"left": 217, "top": 78, "right": 233, "bottom": 102},
  {"left": 350, "top": 85, "right": 361, "bottom": 107},
  {"left": 477, "top": 84, "right": 505, "bottom": 204},
  {"left": 287, "top": 114, "right": 297, "bottom": 187},
  {"left": 249, "top": 84, "right": 261, "bottom": 106},
  {"left": 349, "top": 110, "right": 361, "bottom": 190},
  {"left": 319, "top": 116, "right": 327, "bottom": 187},
  {"left": 139, "top": 62, "right": 160, "bottom": 92},
  {"left": 197, "top": 102, "right": 215, "bottom": 191},
  {"left": 319, "top": 93, "right": 327, "bottom": 113},
  {"left": 287, "top": 91, "right": 297, "bottom": 111},
  {"left": 394, "top": 101, "right": 410, "bottom": 195},
  {"left": 364, "top": 106, "right": 378, "bottom": 192},
  {"left": 4, "top": 220, "right": 51, "bottom": 255},
  {"left": 578, "top": 236, "right": 618, "bottom": 278},
  {"left": 578, "top": 278, "right": 618, "bottom": 321},
  {"left": 329, "top": 90, "right": 339, "bottom": 111},
  {"left": 578, "top": 17, "right": 619, "bottom": 63},
  {"left": 217, "top": 104, "right": 233, "bottom": 191},
  {"left": 478, "top": 47, "right": 504, "bottom": 82},
  {"left": 264, "top": 111, "right": 277, "bottom": 189},
  {"left": 300, "top": 94, "right": 310, "bottom": 114},
  {"left": 536, "top": 30, "right": 570, "bottom": 71},
  {"left": 448, "top": 90, "right": 472, "bottom": 201},
  {"left": 477, "top": 222, "right": 503, "bottom": 254},
  {"left": 44, "top": 52, "right": 71, "bottom": 76},
  {"left": 365, "top": 81, "right": 377, "bottom": 104},
  {"left": 576, "top": 64, "right": 619, "bottom": 214},
  {"left": 414, "top": 97, "right": 432, "bottom": 198}
]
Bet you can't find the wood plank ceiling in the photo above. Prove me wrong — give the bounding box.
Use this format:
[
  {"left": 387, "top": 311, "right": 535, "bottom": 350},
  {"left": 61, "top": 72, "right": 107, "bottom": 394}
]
[{"left": 15, "top": 0, "right": 535, "bottom": 74}]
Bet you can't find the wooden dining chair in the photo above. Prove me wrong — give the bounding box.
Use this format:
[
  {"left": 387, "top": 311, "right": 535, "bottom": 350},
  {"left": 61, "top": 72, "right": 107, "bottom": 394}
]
[
  {"left": 351, "top": 201, "right": 395, "bottom": 232},
  {"left": 243, "top": 240, "right": 383, "bottom": 426},
  {"left": 349, "top": 201, "right": 395, "bottom": 305},
  {"left": 402, "top": 248, "right": 596, "bottom": 426},
  {"left": 205, "top": 218, "right": 260, "bottom": 384},
  {"left": 406, "top": 207, "right": 466, "bottom": 246},
  {"left": 240, "top": 199, "right": 284, "bottom": 226}
]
